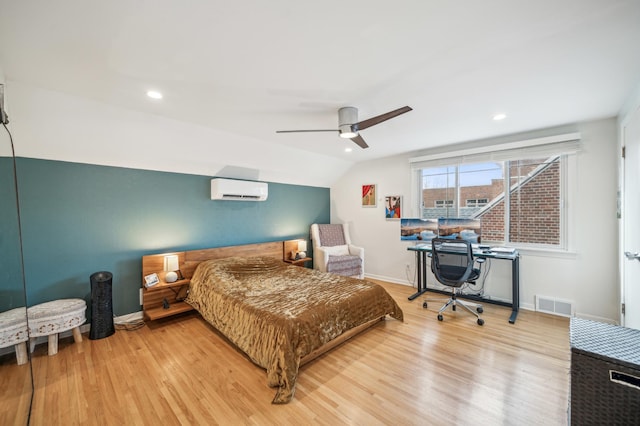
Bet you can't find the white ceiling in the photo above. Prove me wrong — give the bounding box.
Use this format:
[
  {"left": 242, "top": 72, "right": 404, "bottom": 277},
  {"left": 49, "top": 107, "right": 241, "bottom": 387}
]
[{"left": 1, "top": 0, "right": 639, "bottom": 163}]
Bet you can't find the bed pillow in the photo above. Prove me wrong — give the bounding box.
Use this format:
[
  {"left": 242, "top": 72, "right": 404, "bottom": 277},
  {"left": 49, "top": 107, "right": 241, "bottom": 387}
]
[
  {"left": 323, "top": 245, "right": 350, "bottom": 256},
  {"left": 221, "top": 256, "right": 284, "bottom": 275}
]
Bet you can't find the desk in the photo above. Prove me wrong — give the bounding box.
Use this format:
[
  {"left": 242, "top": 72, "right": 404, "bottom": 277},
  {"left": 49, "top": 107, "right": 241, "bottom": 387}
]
[{"left": 407, "top": 245, "right": 520, "bottom": 324}]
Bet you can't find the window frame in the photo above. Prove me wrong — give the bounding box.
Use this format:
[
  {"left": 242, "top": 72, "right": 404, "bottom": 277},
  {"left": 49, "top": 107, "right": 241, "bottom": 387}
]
[{"left": 409, "top": 133, "right": 580, "bottom": 251}]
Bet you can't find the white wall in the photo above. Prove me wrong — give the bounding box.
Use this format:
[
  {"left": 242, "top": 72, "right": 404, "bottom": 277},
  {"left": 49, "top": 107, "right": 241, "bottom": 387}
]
[
  {"left": 4, "top": 81, "right": 354, "bottom": 188},
  {"left": 618, "top": 81, "right": 640, "bottom": 325},
  {"left": 5, "top": 78, "right": 623, "bottom": 322},
  {"left": 332, "top": 118, "right": 619, "bottom": 323},
  {"left": 0, "top": 68, "right": 9, "bottom": 157}
]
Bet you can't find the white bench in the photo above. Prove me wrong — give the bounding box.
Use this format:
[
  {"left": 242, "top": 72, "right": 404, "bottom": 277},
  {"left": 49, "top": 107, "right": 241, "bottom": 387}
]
[
  {"left": 0, "top": 307, "right": 29, "bottom": 365},
  {"left": 27, "top": 298, "right": 87, "bottom": 356}
]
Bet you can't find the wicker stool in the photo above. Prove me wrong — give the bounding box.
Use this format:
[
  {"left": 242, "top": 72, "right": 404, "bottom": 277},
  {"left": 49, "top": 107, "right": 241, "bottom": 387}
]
[
  {"left": 570, "top": 318, "right": 640, "bottom": 425},
  {"left": 27, "top": 299, "right": 87, "bottom": 356},
  {"left": 0, "top": 307, "right": 29, "bottom": 365}
]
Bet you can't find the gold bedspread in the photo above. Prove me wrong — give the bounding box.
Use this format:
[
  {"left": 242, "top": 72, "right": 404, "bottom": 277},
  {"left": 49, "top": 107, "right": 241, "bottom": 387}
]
[{"left": 185, "top": 256, "right": 403, "bottom": 404}]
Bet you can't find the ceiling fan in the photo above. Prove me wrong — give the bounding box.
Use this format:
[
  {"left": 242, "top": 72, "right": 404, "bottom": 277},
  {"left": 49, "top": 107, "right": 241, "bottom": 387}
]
[{"left": 276, "top": 105, "right": 412, "bottom": 149}]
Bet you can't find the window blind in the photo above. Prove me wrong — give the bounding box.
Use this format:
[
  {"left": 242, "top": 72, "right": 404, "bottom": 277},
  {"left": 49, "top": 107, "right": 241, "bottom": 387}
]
[{"left": 409, "top": 132, "right": 581, "bottom": 170}]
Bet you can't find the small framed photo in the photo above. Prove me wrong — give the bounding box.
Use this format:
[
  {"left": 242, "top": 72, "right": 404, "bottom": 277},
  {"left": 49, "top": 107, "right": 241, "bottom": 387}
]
[
  {"left": 385, "top": 195, "right": 402, "bottom": 220},
  {"left": 362, "top": 184, "right": 376, "bottom": 207},
  {"left": 144, "top": 273, "right": 160, "bottom": 288}
]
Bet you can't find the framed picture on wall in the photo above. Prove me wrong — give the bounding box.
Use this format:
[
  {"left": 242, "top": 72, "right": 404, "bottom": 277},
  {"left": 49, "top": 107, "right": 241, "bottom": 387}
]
[
  {"left": 362, "top": 184, "right": 376, "bottom": 207},
  {"left": 385, "top": 195, "right": 402, "bottom": 219}
]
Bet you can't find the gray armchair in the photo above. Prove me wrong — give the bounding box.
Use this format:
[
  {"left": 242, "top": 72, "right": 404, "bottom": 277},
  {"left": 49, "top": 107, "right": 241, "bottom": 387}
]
[{"left": 310, "top": 223, "right": 364, "bottom": 279}]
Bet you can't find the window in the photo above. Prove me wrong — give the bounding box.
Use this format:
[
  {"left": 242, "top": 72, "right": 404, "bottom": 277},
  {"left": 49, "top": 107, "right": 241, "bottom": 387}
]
[
  {"left": 466, "top": 198, "right": 489, "bottom": 207},
  {"left": 410, "top": 133, "right": 580, "bottom": 249},
  {"left": 421, "top": 162, "right": 503, "bottom": 220},
  {"left": 420, "top": 157, "right": 562, "bottom": 246},
  {"left": 434, "top": 200, "right": 454, "bottom": 207}
]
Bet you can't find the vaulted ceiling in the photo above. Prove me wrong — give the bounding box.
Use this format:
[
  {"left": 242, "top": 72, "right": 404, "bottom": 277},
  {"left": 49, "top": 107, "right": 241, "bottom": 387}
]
[{"left": 1, "top": 0, "right": 639, "bottom": 164}]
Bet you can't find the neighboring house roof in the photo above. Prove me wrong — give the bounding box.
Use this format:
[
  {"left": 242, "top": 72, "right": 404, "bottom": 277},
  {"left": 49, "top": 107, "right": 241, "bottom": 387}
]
[{"left": 472, "top": 156, "right": 560, "bottom": 219}]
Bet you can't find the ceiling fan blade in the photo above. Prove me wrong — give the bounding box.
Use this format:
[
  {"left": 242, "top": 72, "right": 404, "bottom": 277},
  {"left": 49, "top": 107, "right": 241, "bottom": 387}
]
[
  {"left": 355, "top": 106, "right": 412, "bottom": 131},
  {"left": 276, "top": 129, "right": 337, "bottom": 133},
  {"left": 351, "top": 134, "right": 369, "bottom": 149}
]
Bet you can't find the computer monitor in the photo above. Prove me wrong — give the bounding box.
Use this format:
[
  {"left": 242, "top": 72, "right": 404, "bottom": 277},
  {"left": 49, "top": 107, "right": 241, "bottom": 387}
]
[
  {"left": 400, "top": 218, "right": 438, "bottom": 241},
  {"left": 437, "top": 218, "right": 482, "bottom": 243}
]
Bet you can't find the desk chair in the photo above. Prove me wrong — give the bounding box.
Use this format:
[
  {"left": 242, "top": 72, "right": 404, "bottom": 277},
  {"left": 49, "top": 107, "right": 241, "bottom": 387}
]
[{"left": 423, "top": 238, "right": 485, "bottom": 325}]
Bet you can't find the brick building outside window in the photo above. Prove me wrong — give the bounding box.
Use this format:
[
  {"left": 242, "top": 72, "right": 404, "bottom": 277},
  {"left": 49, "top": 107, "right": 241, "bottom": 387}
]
[{"left": 420, "top": 157, "right": 561, "bottom": 246}]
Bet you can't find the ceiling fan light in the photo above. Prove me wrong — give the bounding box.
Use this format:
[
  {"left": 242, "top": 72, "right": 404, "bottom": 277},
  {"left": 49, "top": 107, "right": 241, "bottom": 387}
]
[
  {"left": 339, "top": 125, "right": 357, "bottom": 139},
  {"left": 338, "top": 106, "right": 358, "bottom": 139},
  {"left": 340, "top": 132, "right": 357, "bottom": 139}
]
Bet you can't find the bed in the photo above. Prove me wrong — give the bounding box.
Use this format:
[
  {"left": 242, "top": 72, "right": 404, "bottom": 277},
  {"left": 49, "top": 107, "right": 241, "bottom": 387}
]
[{"left": 141, "top": 241, "right": 403, "bottom": 404}]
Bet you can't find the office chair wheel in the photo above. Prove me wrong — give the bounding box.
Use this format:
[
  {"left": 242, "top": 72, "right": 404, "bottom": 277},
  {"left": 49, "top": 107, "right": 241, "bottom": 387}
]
[
  {"left": 423, "top": 301, "right": 428, "bottom": 308},
  {"left": 477, "top": 306, "right": 483, "bottom": 314},
  {"left": 437, "top": 314, "right": 443, "bottom": 321},
  {"left": 452, "top": 305, "right": 456, "bottom": 311},
  {"left": 477, "top": 318, "right": 485, "bottom": 326}
]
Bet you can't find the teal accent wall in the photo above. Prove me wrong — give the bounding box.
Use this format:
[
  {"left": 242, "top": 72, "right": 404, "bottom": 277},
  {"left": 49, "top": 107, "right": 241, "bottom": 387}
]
[
  {"left": 12, "top": 158, "right": 330, "bottom": 317},
  {"left": 0, "top": 157, "right": 27, "bottom": 311}
]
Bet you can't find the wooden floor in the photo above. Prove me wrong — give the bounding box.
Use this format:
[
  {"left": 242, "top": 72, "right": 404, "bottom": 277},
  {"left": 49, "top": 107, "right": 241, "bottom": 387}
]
[{"left": 2, "top": 281, "right": 571, "bottom": 425}]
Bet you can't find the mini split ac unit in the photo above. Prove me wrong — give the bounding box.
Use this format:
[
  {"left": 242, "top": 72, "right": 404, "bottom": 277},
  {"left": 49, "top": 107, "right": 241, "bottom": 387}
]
[{"left": 210, "top": 178, "right": 268, "bottom": 201}]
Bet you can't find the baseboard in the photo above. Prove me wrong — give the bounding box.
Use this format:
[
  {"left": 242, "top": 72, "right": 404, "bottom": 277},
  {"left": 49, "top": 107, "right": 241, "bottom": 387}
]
[
  {"left": 364, "top": 273, "right": 413, "bottom": 287},
  {"left": 0, "top": 312, "right": 144, "bottom": 358},
  {"left": 0, "top": 344, "right": 20, "bottom": 357},
  {"left": 520, "top": 303, "right": 535, "bottom": 312},
  {"left": 574, "top": 313, "right": 618, "bottom": 325},
  {"left": 114, "top": 311, "right": 143, "bottom": 324},
  {"left": 364, "top": 273, "right": 541, "bottom": 314}
]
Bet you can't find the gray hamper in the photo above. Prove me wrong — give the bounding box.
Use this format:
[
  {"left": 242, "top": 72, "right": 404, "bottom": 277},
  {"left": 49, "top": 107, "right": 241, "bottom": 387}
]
[{"left": 570, "top": 318, "right": 640, "bottom": 425}]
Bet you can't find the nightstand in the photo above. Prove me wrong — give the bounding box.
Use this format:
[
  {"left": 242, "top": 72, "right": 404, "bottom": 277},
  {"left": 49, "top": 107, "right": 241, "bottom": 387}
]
[
  {"left": 283, "top": 239, "right": 312, "bottom": 268},
  {"left": 142, "top": 279, "right": 193, "bottom": 321},
  {"left": 284, "top": 257, "right": 312, "bottom": 267}
]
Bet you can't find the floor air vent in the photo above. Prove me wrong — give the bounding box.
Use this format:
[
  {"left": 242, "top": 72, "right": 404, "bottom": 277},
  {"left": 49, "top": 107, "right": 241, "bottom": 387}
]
[{"left": 535, "top": 295, "right": 574, "bottom": 317}]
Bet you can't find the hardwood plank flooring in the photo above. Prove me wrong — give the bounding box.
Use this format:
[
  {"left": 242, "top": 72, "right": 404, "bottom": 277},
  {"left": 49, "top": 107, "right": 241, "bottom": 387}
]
[
  {"left": 0, "top": 353, "right": 32, "bottom": 425},
  {"left": 5, "top": 281, "right": 570, "bottom": 425}
]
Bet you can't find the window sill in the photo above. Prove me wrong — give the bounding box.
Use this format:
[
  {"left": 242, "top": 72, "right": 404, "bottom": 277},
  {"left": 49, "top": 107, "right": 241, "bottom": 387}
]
[{"left": 514, "top": 246, "right": 577, "bottom": 259}]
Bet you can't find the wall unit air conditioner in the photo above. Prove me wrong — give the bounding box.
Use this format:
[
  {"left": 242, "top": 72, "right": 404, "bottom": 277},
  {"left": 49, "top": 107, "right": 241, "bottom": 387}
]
[{"left": 210, "top": 178, "right": 268, "bottom": 201}]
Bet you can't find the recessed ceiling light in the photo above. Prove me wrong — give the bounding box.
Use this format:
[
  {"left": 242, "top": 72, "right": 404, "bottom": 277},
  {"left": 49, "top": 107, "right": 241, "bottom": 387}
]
[
  {"left": 345, "top": 147, "right": 353, "bottom": 153},
  {"left": 147, "top": 90, "right": 163, "bottom": 100},
  {"left": 493, "top": 113, "right": 506, "bottom": 121}
]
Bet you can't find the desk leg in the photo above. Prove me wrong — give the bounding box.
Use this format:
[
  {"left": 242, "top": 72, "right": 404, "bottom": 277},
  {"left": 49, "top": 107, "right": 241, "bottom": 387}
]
[
  {"left": 508, "top": 255, "right": 520, "bottom": 324},
  {"left": 408, "top": 251, "right": 429, "bottom": 301}
]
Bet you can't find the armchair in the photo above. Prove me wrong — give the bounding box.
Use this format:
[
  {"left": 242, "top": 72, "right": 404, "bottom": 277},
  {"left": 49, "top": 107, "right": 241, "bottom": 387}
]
[{"left": 310, "top": 223, "right": 364, "bottom": 279}]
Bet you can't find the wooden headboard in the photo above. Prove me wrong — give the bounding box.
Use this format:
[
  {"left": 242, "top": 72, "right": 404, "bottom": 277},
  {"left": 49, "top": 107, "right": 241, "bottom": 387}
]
[
  {"left": 141, "top": 240, "right": 285, "bottom": 283},
  {"left": 140, "top": 241, "right": 287, "bottom": 320}
]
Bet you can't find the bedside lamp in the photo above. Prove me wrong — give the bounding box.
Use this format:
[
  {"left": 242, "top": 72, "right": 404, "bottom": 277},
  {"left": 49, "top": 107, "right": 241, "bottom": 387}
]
[
  {"left": 297, "top": 240, "right": 307, "bottom": 260},
  {"left": 164, "top": 255, "right": 180, "bottom": 283}
]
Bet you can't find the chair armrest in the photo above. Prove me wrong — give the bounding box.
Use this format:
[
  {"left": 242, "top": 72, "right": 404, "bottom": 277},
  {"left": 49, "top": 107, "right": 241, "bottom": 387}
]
[
  {"left": 348, "top": 244, "right": 364, "bottom": 260},
  {"left": 349, "top": 244, "right": 365, "bottom": 278},
  {"left": 314, "top": 247, "right": 330, "bottom": 271}
]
